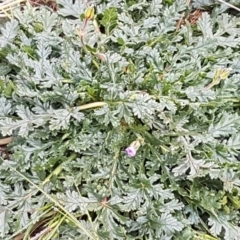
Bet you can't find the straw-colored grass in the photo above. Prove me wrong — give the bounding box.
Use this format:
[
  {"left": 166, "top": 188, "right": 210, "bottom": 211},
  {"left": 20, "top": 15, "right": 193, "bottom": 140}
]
[
  {"left": 0, "top": 0, "right": 26, "bottom": 18},
  {"left": 0, "top": 0, "right": 239, "bottom": 19}
]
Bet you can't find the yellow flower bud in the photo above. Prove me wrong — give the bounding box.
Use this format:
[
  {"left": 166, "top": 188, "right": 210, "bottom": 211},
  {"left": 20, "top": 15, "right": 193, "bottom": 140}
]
[
  {"left": 203, "top": 68, "right": 232, "bottom": 91},
  {"left": 84, "top": 6, "right": 95, "bottom": 20},
  {"left": 129, "top": 94, "right": 137, "bottom": 100},
  {"left": 213, "top": 68, "right": 231, "bottom": 84}
]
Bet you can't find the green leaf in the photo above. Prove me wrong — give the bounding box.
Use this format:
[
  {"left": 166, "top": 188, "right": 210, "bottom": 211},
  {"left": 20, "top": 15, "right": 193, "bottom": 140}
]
[
  {"left": 0, "top": 0, "right": 240, "bottom": 239},
  {"left": 0, "top": 209, "right": 10, "bottom": 237},
  {"left": 39, "top": 11, "right": 58, "bottom": 32},
  {"left": 121, "top": 189, "right": 143, "bottom": 211},
  {"left": 208, "top": 213, "right": 240, "bottom": 240},
  {"left": 0, "top": 19, "right": 19, "bottom": 47},
  {"left": 162, "top": 199, "right": 184, "bottom": 213},
  {"left": 36, "top": 41, "right": 52, "bottom": 60},
  {"left": 0, "top": 63, "right": 11, "bottom": 75},
  {"left": 158, "top": 212, "right": 184, "bottom": 234},
  {"left": 100, "top": 7, "right": 118, "bottom": 33},
  {"left": 227, "top": 134, "right": 240, "bottom": 150},
  {"left": 172, "top": 156, "right": 212, "bottom": 177},
  {"left": 197, "top": 12, "right": 213, "bottom": 39},
  {"left": 57, "top": 0, "right": 85, "bottom": 17},
  {"left": 100, "top": 207, "right": 128, "bottom": 239},
  {"left": 57, "top": 190, "right": 99, "bottom": 213},
  {"left": 220, "top": 169, "right": 240, "bottom": 192},
  {"left": 208, "top": 112, "right": 239, "bottom": 137},
  {"left": 0, "top": 97, "right": 12, "bottom": 117}
]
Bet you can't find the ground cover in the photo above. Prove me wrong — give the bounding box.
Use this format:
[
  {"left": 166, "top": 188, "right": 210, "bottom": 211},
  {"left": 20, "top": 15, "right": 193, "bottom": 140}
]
[{"left": 0, "top": 0, "right": 240, "bottom": 239}]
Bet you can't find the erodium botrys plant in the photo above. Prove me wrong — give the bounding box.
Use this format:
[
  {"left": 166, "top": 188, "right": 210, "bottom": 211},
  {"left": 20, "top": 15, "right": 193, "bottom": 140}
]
[{"left": 0, "top": 0, "right": 240, "bottom": 239}]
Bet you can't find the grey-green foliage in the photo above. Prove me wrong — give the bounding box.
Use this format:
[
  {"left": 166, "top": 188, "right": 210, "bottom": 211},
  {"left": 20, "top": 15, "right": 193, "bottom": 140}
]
[
  {"left": 192, "top": 0, "right": 240, "bottom": 9},
  {"left": 0, "top": 0, "right": 240, "bottom": 239}
]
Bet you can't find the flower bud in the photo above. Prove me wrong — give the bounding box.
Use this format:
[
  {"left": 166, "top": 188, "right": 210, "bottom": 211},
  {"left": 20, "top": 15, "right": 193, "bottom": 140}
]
[
  {"left": 84, "top": 6, "right": 95, "bottom": 20},
  {"left": 213, "top": 68, "right": 231, "bottom": 84}
]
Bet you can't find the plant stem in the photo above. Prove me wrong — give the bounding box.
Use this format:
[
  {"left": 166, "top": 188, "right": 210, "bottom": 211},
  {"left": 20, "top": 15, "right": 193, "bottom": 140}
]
[{"left": 41, "top": 153, "right": 77, "bottom": 186}]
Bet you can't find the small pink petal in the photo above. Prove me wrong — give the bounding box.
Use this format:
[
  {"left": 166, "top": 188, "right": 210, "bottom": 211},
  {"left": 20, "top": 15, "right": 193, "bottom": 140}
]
[{"left": 125, "top": 146, "right": 137, "bottom": 157}]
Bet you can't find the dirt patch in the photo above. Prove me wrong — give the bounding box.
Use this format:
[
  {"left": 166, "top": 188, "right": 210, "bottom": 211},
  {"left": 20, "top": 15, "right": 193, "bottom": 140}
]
[{"left": 29, "top": 0, "right": 57, "bottom": 11}]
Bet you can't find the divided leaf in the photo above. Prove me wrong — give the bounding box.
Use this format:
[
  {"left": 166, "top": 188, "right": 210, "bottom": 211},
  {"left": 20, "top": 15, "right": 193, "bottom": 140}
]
[
  {"left": 0, "top": 19, "right": 19, "bottom": 47},
  {"left": 208, "top": 112, "right": 239, "bottom": 137},
  {"left": 100, "top": 7, "right": 118, "bottom": 33}
]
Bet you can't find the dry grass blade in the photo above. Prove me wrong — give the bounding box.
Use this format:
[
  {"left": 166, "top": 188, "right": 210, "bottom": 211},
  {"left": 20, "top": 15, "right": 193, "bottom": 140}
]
[
  {"left": 0, "top": 0, "right": 26, "bottom": 18},
  {"left": 0, "top": 137, "right": 12, "bottom": 145},
  {"left": 6, "top": 162, "right": 100, "bottom": 240},
  {"left": 217, "top": 0, "right": 240, "bottom": 12}
]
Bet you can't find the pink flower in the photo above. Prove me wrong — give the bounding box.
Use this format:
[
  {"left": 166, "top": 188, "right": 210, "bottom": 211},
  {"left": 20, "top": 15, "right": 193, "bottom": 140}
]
[
  {"left": 125, "top": 146, "right": 137, "bottom": 157},
  {"left": 125, "top": 137, "right": 144, "bottom": 157}
]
